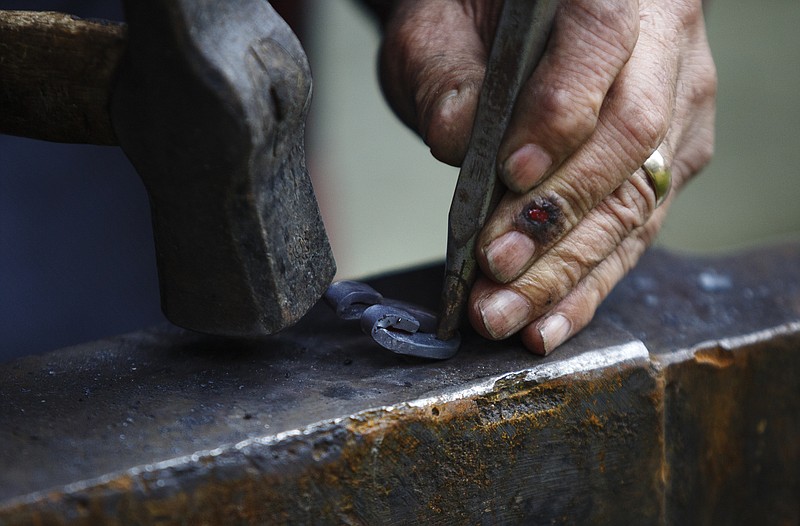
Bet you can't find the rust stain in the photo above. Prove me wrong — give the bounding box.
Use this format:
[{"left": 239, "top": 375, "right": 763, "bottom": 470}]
[
  {"left": 756, "top": 419, "right": 768, "bottom": 435},
  {"left": 428, "top": 398, "right": 479, "bottom": 421},
  {"left": 1, "top": 362, "right": 659, "bottom": 525},
  {"left": 694, "top": 346, "right": 736, "bottom": 368},
  {"left": 666, "top": 347, "right": 749, "bottom": 508},
  {"left": 585, "top": 410, "right": 604, "bottom": 430},
  {"left": 104, "top": 474, "right": 134, "bottom": 493}
]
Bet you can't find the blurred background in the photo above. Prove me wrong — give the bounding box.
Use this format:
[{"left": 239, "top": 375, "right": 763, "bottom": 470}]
[
  {"left": 309, "top": 0, "right": 800, "bottom": 275},
  {"left": 1, "top": 0, "right": 798, "bottom": 359}
]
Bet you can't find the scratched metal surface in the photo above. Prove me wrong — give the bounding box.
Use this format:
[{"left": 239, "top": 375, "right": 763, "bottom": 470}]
[
  {"left": 0, "top": 302, "right": 635, "bottom": 503},
  {"left": 600, "top": 243, "right": 800, "bottom": 354},
  {"left": 0, "top": 244, "right": 798, "bottom": 521}
]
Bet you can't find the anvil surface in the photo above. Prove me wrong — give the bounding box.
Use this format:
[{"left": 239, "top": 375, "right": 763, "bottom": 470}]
[{"left": 1, "top": 244, "right": 799, "bottom": 525}]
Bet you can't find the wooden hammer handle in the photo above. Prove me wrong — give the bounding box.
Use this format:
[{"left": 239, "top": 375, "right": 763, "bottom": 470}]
[{"left": 0, "top": 11, "right": 126, "bottom": 144}]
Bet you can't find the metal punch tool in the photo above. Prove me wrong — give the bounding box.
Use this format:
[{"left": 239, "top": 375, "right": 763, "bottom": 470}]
[
  {"left": 325, "top": 0, "right": 558, "bottom": 359},
  {"left": 437, "top": 0, "right": 559, "bottom": 341}
]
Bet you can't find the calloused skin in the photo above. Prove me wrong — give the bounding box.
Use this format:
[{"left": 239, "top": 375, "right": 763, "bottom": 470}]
[{"left": 377, "top": 0, "right": 717, "bottom": 354}]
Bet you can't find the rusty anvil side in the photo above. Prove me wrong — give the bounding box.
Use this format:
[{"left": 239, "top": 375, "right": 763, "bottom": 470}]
[{"left": 0, "top": 243, "right": 798, "bottom": 524}]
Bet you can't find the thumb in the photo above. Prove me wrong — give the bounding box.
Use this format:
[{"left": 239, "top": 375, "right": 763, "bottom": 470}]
[{"left": 378, "top": 1, "right": 499, "bottom": 166}]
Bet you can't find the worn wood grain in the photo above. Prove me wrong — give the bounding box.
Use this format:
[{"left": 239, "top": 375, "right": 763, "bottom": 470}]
[{"left": 0, "top": 11, "right": 126, "bottom": 144}]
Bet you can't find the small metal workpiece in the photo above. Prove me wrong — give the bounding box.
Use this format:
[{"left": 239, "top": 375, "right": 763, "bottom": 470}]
[
  {"left": 437, "top": 0, "right": 559, "bottom": 340},
  {"left": 324, "top": 281, "right": 460, "bottom": 360},
  {"left": 323, "top": 280, "right": 383, "bottom": 320}
]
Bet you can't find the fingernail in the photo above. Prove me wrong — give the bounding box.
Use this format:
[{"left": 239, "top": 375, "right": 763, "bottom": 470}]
[
  {"left": 538, "top": 314, "right": 572, "bottom": 355},
  {"left": 483, "top": 231, "right": 536, "bottom": 283},
  {"left": 501, "top": 144, "right": 553, "bottom": 193},
  {"left": 479, "top": 289, "right": 531, "bottom": 340}
]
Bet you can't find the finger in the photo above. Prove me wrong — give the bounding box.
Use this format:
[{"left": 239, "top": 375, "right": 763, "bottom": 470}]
[
  {"left": 471, "top": 48, "right": 717, "bottom": 345},
  {"left": 521, "top": 205, "right": 667, "bottom": 354},
  {"left": 471, "top": 63, "right": 717, "bottom": 343},
  {"left": 470, "top": 171, "right": 671, "bottom": 340},
  {"left": 378, "top": 1, "right": 502, "bottom": 166},
  {"left": 496, "top": 0, "right": 640, "bottom": 193},
  {"left": 669, "top": 11, "right": 718, "bottom": 178},
  {"left": 477, "top": 14, "right": 681, "bottom": 284}
]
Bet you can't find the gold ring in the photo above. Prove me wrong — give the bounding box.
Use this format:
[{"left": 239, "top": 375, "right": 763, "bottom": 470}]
[{"left": 642, "top": 150, "right": 672, "bottom": 207}]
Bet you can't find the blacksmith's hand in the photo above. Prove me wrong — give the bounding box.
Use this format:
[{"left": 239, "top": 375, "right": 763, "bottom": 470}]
[{"left": 377, "top": 0, "right": 717, "bottom": 354}]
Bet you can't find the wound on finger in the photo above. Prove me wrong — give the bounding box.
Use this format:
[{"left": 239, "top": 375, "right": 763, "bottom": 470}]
[{"left": 515, "top": 194, "right": 565, "bottom": 247}]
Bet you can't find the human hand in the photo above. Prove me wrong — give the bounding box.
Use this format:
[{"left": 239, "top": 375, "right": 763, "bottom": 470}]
[{"left": 377, "top": 0, "right": 717, "bottom": 354}]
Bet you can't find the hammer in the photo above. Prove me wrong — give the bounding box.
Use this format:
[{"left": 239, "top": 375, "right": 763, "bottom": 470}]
[{"left": 0, "top": 1, "right": 336, "bottom": 337}]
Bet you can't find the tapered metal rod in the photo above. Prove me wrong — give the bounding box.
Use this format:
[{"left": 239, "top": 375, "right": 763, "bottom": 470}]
[{"left": 437, "top": 0, "right": 560, "bottom": 340}]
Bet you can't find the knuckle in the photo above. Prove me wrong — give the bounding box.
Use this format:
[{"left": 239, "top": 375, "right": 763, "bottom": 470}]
[
  {"left": 517, "top": 255, "right": 581, "bottom": 314},
  {"left": 697, "top": 131, "right": 715, "bottom": 168},
  {"left": 514, "top": 274, "right": 558, "bottom": 314},
  {"left": 635, "top": 99, "right": 671, "bottom": 149},
  {"left": 380, "top": 19, "right": 442, "bottom": 129},
  {"left": 549, "top": 159, "right": 617, "bottom": 220},
  {"left": 616, "top": 90, "right": 672, "bottom": 152},
  {"left": 380, "top": 5, "right": 487, "bottom": 157},
  {"left": 536, "top": 85, "right": 600, "bottom": 149},
  {"left": 688, "top": 58, "right": 718, "bottom": 107},
  {"left": 669, "top": 0, "right": 704, "bottom": 33},
  {"left": 598, "top": 181, "right": 654, "bottom": 235},
  {"left": 673, "top": 127, "right": 715, "bottom": 182},
  {"left": 568, "top": 0, "right": 639, "bottom": 55},
  {"left": 420, "top": 74, "right": 481, "bottom": 165},
  {"left": 413, "top": 57, "right": 477, "bottom": 127},
  {"left": 557, "top": 174, "right": 598, "bottom": 219},
  {"left": 690, "top": 119, "right": 716, "bottom": 173},
  {"left": 547, "top": 240, "right": 607, "bottom": 297},
  {"left": 555, "top": 250, "right": 589, "bottom": 290},
  {"left": 677, "top": 33, "right": 718, "bottom": 108}
]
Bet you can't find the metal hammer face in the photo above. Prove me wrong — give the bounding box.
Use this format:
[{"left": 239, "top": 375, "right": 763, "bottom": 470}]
[{"left": 111, "top": 0, "right": 335, "bottom": 336}]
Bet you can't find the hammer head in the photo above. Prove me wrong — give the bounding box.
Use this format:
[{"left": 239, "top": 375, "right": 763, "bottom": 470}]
[{"left": 111, "top": 0, "right": 335, "bottom": 336}]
